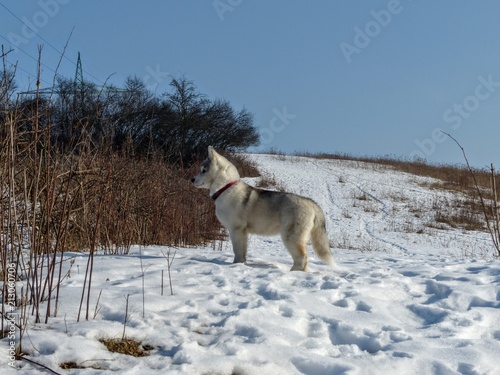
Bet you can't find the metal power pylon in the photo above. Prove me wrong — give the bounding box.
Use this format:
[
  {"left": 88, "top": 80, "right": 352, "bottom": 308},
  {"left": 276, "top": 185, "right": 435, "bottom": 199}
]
[
  {"left": 18, "top": 52, "right": 129, "bottom": 97},
  {"left": 74, "top": 52, "right": 84, "bottom": 100},
  {"left": 73, "top": 52, "right": 84, "bottom": 114}
]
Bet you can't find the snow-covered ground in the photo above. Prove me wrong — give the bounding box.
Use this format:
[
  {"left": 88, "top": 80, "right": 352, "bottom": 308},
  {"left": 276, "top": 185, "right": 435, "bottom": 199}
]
[{"left": 2, "top": 154, "right": 500, "bottom": 374}]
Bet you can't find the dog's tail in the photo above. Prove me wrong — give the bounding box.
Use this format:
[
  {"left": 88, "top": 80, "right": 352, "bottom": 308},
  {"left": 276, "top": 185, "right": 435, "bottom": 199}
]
[{"left": 311, "top": 206, "right": 334, "bottom": 268}]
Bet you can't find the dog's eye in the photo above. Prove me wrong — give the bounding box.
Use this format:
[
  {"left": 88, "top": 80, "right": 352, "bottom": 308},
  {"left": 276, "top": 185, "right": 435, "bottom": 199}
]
[{"left": 201, "top": 169, "right": 206, "bottom": 174}]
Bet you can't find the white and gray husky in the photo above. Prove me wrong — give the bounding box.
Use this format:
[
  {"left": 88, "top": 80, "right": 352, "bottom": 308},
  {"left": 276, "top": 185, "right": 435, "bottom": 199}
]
[{"left": 191, "top": 146, "right": 334, "bottom": 271}]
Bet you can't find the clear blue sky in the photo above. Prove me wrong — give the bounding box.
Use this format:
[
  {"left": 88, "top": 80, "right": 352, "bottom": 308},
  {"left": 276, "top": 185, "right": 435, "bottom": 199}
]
[{"left": 2, "top": 0, "right": 500, "bottom": 168}]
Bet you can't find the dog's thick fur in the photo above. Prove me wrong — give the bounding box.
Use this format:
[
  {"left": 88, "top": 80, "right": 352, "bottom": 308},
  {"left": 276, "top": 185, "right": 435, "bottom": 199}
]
[{"left": 191, "top": 146, "right": 334, "bottom": 271}]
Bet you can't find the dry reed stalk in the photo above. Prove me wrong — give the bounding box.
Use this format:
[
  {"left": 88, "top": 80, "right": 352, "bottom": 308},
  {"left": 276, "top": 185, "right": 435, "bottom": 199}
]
[{"left": 444, "top": 132, "right": 500, "bottom": 256}]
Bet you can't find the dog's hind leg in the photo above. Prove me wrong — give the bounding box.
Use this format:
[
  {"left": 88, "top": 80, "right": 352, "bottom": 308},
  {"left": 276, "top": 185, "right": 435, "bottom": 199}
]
[
  {"left": 281, "top": 232, "right": 309, "bottom": 271},
  {"left": 229, "top": 228, "right": 248, "bottom": 264},
  {"left": 288, "top": 242, "right": 308, "bottom": 272},
  {"left": 281, "top": 217, "right": 313, "bottom": 271}
]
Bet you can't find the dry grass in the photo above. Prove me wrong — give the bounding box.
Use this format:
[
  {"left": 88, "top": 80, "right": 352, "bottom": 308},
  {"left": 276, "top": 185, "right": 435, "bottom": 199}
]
[
  {"left": 255, "top": 172, "right": 286, "bottom": 191},
  {"left": 59, "top": 361, "right": 86, "bottom": 370},
  {"left": 1, "top": 53, "right": 255, "bottom": 352},
  {"left": 356, "top": 193, "right": 370, "bottom": 201},
  {"left": 99, "top": 337, "right": 152, "bottom": 357},
  {"left": 227, "top": 153, "right": 261, "bottom": 178},
  {"left": 430, "top": 196, "right": 484, "bottom": 231},
  {"left": 296, "top": 151, "right": 499, "bottom": 238},
  {"left": 298, "top": 151, "right": 499, "bottom": 197},
  {"left": 435, "top": 210, "right": 484, "bottom": 231}
]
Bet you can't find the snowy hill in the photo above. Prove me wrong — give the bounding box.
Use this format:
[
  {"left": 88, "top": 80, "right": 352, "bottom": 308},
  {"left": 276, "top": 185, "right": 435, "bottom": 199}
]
[{"left": 3, "top": 154, "right": 500, "bottom": 375}]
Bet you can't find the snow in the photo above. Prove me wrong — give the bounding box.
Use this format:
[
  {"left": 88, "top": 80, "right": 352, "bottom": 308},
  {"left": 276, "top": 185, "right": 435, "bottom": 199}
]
[{"left": 2, "top": 154, "right": 500, "bottom": 375}]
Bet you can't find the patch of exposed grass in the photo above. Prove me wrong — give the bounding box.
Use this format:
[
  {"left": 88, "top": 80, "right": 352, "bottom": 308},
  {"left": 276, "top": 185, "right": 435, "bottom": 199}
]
[
  {"left": 255, "top": 172, "right": 286, "bottom": 192},
  {"left": 99, "top": 338, "right": 152, "bottom": 357},
  {"left": 435, "top": 210, "right": 485, "bottom": 231},
  {"left": 59, "top": 361, "right": 86, "bottom": 370}
]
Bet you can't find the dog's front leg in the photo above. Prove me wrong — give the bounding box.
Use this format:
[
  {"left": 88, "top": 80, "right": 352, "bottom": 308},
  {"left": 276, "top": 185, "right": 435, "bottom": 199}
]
[{"left": 229, "top": 228, "right": 248, "bottom": 264}]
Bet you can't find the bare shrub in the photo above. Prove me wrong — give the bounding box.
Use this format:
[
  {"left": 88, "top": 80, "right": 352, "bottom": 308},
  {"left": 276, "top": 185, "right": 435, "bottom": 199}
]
[
  {"left": 256, "top": 173, "right": 286, "bottom": 192},
  {"left": 443, "top": 133, "right": 500, "bottom": 256},
  {"left": 0, "top": 51, "right": 233, "bottom": 357},
  {"left": 435, "top": 209, "right": 485, "bottom": 231},
  {"left": 226, "top": 152, "right": 260, "bottom": 178}
]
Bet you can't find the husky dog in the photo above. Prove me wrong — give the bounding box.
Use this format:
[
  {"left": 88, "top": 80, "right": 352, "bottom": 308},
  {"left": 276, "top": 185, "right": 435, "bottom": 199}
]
[{"left": 191, "top": 146, "right": 334, "bottom": 272}]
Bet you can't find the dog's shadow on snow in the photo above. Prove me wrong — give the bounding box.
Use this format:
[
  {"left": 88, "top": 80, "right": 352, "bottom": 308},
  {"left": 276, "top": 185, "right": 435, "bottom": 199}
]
[
  {"left": 192, "top": 256, "right": 280, "bottom": 270},
  {"left": 246, "top": 261, "right": 280, "bottom": 270},
  {"left": 191, "top": 256, "right": 231, "bottom": 266}
]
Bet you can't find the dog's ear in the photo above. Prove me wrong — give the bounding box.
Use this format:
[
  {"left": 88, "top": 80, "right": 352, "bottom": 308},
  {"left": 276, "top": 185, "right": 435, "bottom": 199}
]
[{"left": 208, "top": 146, "right": 217, "bottom": 161}]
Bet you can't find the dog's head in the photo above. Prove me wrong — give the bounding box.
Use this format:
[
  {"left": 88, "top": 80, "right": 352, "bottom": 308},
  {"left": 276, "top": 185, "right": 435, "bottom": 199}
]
[{"left": 191, "top": 146, "right": 240, "bottom": 189}]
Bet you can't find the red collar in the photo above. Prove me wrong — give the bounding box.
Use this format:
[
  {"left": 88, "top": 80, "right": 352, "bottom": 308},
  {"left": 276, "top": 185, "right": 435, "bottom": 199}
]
[{"left": 212, "top": 181, "right": 238, "bottom": 201}]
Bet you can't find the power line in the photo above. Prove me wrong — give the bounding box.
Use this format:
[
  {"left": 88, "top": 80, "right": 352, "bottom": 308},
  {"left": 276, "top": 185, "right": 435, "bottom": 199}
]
[
  {"left": 0, "top": 2, "right": 67, "bottom": 58},
  {"left": 0, "top": 33, "right": 61, "bottom": 78},
  {"left": 1, "top": 35, "right": 120, "bottom": 93},
  {"left": 0, "top": 34, "right": 65, "bottom": 88},
  {"left": 0, "top": 1, "right": 105, "bottom": 85},
  {"left": 3, "top": 61, "right": 53, "bottom": 88}
]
